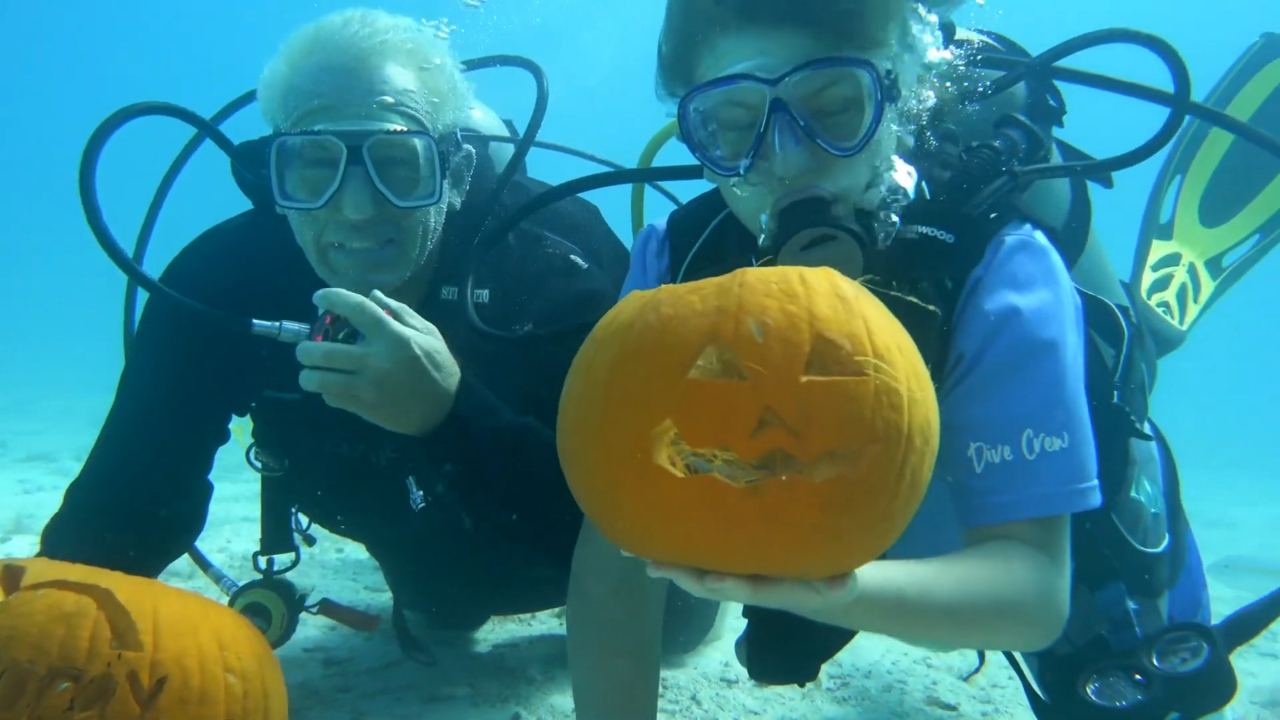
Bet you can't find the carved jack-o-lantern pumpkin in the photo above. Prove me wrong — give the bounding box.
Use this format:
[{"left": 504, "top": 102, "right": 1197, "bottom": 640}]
[
  {"left": 557, "top": 265, "right": 940, "bottom": 579},
  {"left": 0, "top": 557, "right": 288, "bottom": 719}
]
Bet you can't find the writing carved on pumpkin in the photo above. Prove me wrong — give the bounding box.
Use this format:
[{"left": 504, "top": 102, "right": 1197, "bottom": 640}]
[
  {"left": 0, "top": 661, "right": 168, "bottom": 719},
  {"left": 1, "top": 565, "right": 143, "bottom": 653},
  {"left": 0, "top": 562, "right": 168, "bottom": 718}
]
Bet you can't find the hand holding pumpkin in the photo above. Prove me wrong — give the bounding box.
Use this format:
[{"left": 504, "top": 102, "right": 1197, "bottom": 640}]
[{"left": 646, "top": 561, "right": 860, "bottom": 615}]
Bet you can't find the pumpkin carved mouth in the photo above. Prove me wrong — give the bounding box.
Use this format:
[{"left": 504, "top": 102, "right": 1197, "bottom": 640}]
[
  {"left": 647, "top": 337, "right": 882, "bottom": 487},
  {"left": 652, "top": 418, "right": 852, "bottom": 487}
]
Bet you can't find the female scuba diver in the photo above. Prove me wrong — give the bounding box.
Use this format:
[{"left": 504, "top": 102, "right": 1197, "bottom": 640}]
[{"left": 566, "top": 1, "right": 1257, "bottom": 719}]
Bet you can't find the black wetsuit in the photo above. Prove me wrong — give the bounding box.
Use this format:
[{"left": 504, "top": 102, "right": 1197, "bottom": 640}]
[{"left": 39, "top": 170, "right": 645, "bottom": 634}]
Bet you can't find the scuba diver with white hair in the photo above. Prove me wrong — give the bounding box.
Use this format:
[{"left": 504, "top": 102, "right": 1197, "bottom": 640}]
[{"left": 38, "top": 6, "right": 721, "bottom": 663}]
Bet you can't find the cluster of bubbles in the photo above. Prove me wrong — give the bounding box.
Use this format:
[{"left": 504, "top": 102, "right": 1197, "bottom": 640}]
[
  {"left": 417, "top": 0, "right": 489, "bottom": 50},
  {"left": 864, "top": 2, "right": 981, "bottom": 244},
  {"left": 890, "top": 5, "right": 960, "bottom": 148},
  {"left": 421, "top": 17, "right": 460, "bottom": 41}
]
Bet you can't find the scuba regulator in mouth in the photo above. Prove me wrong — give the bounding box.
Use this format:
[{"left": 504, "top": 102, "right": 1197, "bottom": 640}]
[{"left": 766, "top": 196, "right": 877, "bottom": 278}]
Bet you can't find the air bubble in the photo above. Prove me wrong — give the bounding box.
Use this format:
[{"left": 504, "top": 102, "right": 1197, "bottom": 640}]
[{"left": 421, "top": 17, "right": 458, "bottom": 40}]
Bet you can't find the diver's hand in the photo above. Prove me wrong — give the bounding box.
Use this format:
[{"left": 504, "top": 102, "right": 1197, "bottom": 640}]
[
  {"left": 297, "top": 288, "right": 461, "bottom": 437},
  {"left": 645, "top": 562, "right": 859, "bottom": 616}
]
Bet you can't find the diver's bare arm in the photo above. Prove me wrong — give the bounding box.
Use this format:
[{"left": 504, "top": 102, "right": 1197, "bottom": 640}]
[
  {"left": 568, "top": 520, "right": 669, "bottom": 720},
  {"left": 803, "top": 514, "right": 1072, "bottom": 652}
]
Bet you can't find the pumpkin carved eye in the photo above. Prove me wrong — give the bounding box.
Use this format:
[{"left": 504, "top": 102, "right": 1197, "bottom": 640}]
[
  {"left": 687, "top": 344, "right": 750, "bottom": 381},
  {"left": 803, "top": 333, "right": 873, "bottom": 380}
]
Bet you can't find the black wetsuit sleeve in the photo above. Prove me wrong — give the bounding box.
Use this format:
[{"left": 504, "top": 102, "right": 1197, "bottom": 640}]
[
  {"left": 38, "top": 225, "right": 257, "bottom": 578},
  {"left": 423, "top": 208, "right": 630, "bottom": 563}
]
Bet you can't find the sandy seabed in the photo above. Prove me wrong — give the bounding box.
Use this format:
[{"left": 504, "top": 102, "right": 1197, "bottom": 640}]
[{"left": 0, "top": 393, "right": 1275, "bottom": 719}]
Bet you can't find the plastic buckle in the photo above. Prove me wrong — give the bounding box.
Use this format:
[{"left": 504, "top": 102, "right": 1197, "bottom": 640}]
[{"left": 252, "top": 549, "right": 300, "bottom": 578}]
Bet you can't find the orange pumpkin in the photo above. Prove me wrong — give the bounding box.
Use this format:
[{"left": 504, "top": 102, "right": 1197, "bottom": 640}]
[
  {"left": 557, "top": 265, "right": 940, "bottom": 580},
  {"left": 0, "top": 557, "right": 288, "bottom": 719}
]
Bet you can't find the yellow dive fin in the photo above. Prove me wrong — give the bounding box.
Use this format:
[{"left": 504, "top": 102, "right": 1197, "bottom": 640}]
[{"left": 1132, "top": 32, "right": 1280, "bottom": 356}]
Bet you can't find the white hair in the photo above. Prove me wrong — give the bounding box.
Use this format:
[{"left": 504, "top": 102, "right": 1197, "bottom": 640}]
[
  {"left": 922, "top": 0, "right": 968, "bottom": 15},
  {"left": 257, "top": 8, "right": 475, "bottom": 131}
]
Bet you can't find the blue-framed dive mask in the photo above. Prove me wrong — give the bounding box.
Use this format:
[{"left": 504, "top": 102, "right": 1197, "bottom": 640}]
[
  {"left": 677, "top": 56, "right": 901, "bottom": 178},
  {"left": 268, "top": 127, "right": 460, "bottom": 211}
]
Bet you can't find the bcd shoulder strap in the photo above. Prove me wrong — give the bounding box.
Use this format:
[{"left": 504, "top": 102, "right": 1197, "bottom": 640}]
[{"left": 665, "top": 189, "right": 757, "bottom": 283}]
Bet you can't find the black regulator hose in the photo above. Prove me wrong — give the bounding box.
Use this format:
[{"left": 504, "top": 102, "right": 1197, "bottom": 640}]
[
  {"left": 460, "top": 54, "right": 548, "bottom": 211},
  {"left": 462, "top": 163, "right": 705, "bottom": 339},
  {"left": 971, "top": 52, "right": 1280, "bottom": 161},
  {"left": 79, "top": 101, "right": 253, "bottom": 338},
  {"left": 121, "top": 90, "right": 257, "bottom": 357},
  {"left": 959, "top": 28, "right": 1193, "bottom": 212},
  {"left": 464, "top": 133, "right": 685, "bottom": 208}
]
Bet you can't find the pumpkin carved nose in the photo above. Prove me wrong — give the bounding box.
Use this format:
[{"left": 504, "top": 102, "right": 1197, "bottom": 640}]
[{"left": 751, "top": 407, "right": 800, "bottom": 439}]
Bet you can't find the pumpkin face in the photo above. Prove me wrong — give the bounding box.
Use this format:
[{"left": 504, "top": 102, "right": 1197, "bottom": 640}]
[
  {"left": 0, "top": 558, "right": 287, "bottom": 720},
  {"left": 557, "top": 265, "right": 940, "bottom": 579}
]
